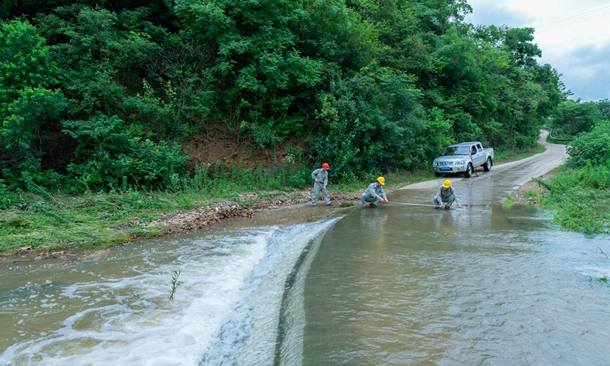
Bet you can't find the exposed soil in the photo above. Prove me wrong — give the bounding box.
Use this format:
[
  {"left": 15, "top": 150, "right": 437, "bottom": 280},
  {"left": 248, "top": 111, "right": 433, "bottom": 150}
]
[
  {"left": 182, "top": 126, "right": 308, "bottom": 169},
  {"left": 512, "top": 170, "right": 558, "bottom": 204}
]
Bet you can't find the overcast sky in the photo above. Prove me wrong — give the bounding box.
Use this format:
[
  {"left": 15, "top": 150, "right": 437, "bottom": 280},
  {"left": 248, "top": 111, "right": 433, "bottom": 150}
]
[{"left": 465, "top": 0, "right": 610, "bottom": 101}]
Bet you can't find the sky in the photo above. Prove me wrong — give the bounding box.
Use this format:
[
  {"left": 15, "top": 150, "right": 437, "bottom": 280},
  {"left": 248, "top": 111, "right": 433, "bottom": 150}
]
[{"left": 465, "top": 0, "right": 610, "bottom": 101}]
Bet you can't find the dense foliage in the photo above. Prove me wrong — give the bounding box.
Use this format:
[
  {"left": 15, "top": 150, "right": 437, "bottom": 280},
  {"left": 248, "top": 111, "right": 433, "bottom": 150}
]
[
  {"left": 549, "top": 99, "right": 604, "bottom": 138},
  {"left": 0, "top": 0, "right": 572, "bottom": 192}
]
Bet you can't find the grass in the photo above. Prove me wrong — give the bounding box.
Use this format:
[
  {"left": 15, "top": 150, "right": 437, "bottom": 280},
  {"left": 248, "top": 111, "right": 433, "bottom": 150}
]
[
  {"left": 523, "top": 190, "right": 538, "bottom": 198},
  {"left": 534, "top": 164, "right": 610, "bottom": 234},
  {"left": 502, "top": 195, "right": 515, "bottom": 208},
  {"left": 0, "top": 185, "right": 304, "bottom": 254},
  {"left": 493, "top": 144, "right": 547, "bottom": 165}
]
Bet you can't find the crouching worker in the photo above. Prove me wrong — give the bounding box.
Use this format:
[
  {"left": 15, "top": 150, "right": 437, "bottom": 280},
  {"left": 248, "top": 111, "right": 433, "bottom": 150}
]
[
  {"left": 434, "top": 180, "right": 462, "bottom": 209},
  {"left": 361, "top": 177, "right": 389, "bottom": 208},
  {"left": 312, "top": 163, "right": 331, "bottom": 207}
]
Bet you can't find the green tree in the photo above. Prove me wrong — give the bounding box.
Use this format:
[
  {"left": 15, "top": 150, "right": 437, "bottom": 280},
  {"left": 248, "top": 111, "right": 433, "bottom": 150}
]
[
  {"left": 553, "top": 100, "right": 603, "bottom": 136},
  {"left": 0, "top": 19, "right": 66, "bottom": 182},
  {"left": 596, "top": 99, "right": 610, "bottom": 119}
]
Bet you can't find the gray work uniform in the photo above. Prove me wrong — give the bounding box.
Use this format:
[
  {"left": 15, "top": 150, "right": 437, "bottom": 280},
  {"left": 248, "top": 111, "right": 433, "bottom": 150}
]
[
  {"left": 361, "top": 183, "right": 387, "bottom": 208},
  {"left": 311, "top": 168, "right": 330, "bottom": 206},
  {"left": 433, "top": 185, "right": 459, "bottom": 207}
]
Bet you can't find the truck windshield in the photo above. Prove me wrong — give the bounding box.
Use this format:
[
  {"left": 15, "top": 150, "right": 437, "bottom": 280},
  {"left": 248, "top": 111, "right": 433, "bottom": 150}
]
[{"left": 443, "top": 146, "right": 470, "bottom": 156}]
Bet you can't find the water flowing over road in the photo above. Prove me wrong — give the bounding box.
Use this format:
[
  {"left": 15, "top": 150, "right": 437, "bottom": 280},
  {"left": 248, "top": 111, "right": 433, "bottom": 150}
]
[{"left": 2, "top": 132, "right": 610, "bottom": 365}]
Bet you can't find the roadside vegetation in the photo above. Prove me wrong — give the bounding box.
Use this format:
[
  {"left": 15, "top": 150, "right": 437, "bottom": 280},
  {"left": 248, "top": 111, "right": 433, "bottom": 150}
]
[
  {"left": 513, "top": 117, "right": 609, "bottom": 235},
  {"left": 536, "top": 120, "right": 610, "bottom": 234},
  {"left": 494, "top": 144, "right": 546, "bottom": 164}
]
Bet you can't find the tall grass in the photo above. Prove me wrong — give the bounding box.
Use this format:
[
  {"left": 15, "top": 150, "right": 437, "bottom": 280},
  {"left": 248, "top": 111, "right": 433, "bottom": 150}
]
[{"left": 540, "top": 163, "right": 610, "bottom": 234}]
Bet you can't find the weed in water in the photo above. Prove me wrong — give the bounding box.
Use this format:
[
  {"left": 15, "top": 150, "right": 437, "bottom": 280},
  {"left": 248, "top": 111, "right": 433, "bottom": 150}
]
[
  {"left": 597, "top": 276, "right": 608, "bottom": 283},
  {"left": 168, "top": 270, "right": 184, "bottom": 301},
  {"left": 524, "top": 190, "right": 538, "bottom": 198}
]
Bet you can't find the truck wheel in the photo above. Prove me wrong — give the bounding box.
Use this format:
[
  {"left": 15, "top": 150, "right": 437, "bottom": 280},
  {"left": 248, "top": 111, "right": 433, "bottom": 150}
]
[
  {"left": 435, "top": 172, "right": 442, "bottom": 177},
  {"left": 464, "top": 163, "right": 473, "bottom": 178},
  {"left": 483, "top": 158, "right": 492, "bottom": 172}
]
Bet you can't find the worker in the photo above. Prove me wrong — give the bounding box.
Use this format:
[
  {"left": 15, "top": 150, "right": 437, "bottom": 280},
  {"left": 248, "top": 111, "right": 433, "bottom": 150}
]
[
  {"left": 311, "top": 163, "right": 331, "bottom": 207},
  {"left": 434, "top": 180, "right": 462, "bottom": 209},
  {"left": 361, "top": 177, "right": 389, "bottom": 208}
]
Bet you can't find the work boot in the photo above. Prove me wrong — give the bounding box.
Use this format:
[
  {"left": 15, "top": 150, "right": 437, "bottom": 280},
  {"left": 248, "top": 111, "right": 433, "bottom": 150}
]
[
  {"left": 434, "top": 205, "right": 440, "bottom": 209},
  {"left": 444, "top": 205, "right": 450, "bottom": 210},
  {"left": 370, "top": 203, "right": 377, "bottom": 208}
]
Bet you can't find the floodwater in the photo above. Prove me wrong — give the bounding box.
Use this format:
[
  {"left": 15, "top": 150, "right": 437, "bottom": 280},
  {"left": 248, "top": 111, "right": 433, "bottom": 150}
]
[{"left": 2, "top": 134, "right": 610, "bottom": 365}]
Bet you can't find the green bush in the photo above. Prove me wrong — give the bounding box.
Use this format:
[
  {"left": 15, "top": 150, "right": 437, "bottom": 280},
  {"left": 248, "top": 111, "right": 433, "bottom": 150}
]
[
  {"left": 62, "top": 114, "right": 188, "bottom": 190},
  {"left": 567, "top": 120, "right": 610, "bottom": 167},
  {"left": 542, "top": 162, "right": 610, "bottom": 234},
  {"left": 0, "top": 179, "right": 22, "bottom": 209}
]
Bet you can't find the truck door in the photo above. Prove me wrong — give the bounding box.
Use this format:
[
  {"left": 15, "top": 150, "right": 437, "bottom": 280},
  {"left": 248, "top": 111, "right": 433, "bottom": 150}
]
[
  {"left": 470, "top": 145, "right": 479, "bottom": 166},
  {"left": 476, "top": 143, "right": 484, "bottom": 166}
]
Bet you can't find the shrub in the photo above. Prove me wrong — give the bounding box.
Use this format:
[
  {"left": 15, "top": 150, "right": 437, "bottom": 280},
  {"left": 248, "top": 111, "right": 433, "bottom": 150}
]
[
  {"left": 0, "top": 179, "right": 22, "bottom": 209},
  {"left": 62, "top": 114, "right": 188, "bottom": 191},
  {"left": 567, "top": 120, "right": 610, "bottom": 167}
]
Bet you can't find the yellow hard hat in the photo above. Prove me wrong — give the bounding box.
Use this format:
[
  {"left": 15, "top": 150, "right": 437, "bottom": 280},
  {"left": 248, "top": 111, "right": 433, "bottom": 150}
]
[
  {"left": 443, "top": 179, "right": 452, "bottom": 188},
  {"left": 377, "top": 176, "right": 385, "bottom": 185}
]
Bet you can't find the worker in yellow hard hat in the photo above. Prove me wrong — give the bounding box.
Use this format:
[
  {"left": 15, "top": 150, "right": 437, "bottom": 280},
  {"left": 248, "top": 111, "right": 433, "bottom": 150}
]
[
  {"left": 361, "top": 177, "right": 389, "bottom": 208},
  {"left": 433, "top": 179, "right": 462, "bottom": 209}
]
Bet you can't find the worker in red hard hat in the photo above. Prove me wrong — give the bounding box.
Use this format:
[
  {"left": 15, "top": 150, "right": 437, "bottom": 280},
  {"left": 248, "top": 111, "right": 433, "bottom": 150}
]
[{"left": 311, "top": 163, "right": 331, "bottom": 207}]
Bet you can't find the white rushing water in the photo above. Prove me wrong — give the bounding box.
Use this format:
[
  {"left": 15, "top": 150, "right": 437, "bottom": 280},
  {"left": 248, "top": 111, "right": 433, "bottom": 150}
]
[{"left": 0, "top": 219, "right": 339, "bottom": 366}]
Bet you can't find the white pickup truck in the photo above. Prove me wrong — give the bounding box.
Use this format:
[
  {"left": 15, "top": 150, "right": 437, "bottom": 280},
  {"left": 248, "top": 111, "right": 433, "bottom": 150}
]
[{"left": 432, "top": 141, "right": 494, "bottom": 178}]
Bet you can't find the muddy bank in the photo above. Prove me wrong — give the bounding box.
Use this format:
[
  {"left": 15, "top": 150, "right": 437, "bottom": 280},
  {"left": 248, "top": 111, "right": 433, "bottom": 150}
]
[
  {"left": 510, "top": 170, "right": 558, "bottom": 205},
  {"left": 5, "top": 188, "right": 363, "bottom": 262},
  {"left": 124, "top": 189, "right": 361, "bottom": 234}
]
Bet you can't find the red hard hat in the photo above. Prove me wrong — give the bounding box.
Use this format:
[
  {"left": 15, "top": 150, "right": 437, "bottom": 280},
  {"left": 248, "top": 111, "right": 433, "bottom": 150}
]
[{"left": 322, "top": 163, "right": 330, "bottom": 169}]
